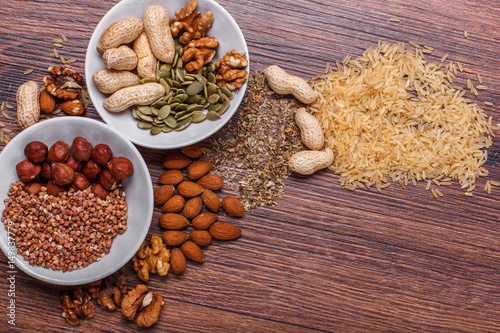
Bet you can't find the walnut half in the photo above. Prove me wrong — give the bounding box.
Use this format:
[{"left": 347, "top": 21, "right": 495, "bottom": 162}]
[
  {"left": 121, "top": 284, "right": 164, "bottom": 328},
  {"left": 132, "top": 235, "right": 171, "bottom": 281},
  {"left": 170, "top": 0, "right": 214, "bottom": 45},
  {"left": 215, "top": 50, "right": 249, "bottom": 90}
]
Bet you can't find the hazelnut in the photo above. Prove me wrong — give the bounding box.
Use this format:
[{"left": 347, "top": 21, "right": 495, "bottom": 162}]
[
  {"left": 70, "top": 173, "right": 90, "bottom": 191},
  {"left": 24, "top": 181, "right": 42, "bottom": 195},
  {"left": 107, "top": 157, "right": 134, "bottom": 180},
  {"left": 66, "top": 155, "right": 82, "bottom": 172},
  {"left": 47, "top": 141, "right": 70, "bottom": 164},
  {"left": 47, "top": 180, "right": 65, "bottom": 196},
  {"left": 51, "top": 163, "right": 75, "bottom": 186},
  {"left": 92, "top": 183, "right": 109, "bottom": 200},
  {"left": 41, "top": 162, "right": 52, "bottom": 180},
  {"left": 83, "top": 160, "right": 102, "bottom": 180},
  {"left": 71, "top": 137, "right": 93, "bottom": 162},
  {"left": 91, "top": 143, "right": 113, "bottom": 166},
  {"left": 99, "top": 168, "right": 119, "bottom": 191},
  {"left": 16, "top": 159, "right": 41, "bottom": 182},
  {"left": 24, "top": 141, "right": 48, "bottom": 164}
]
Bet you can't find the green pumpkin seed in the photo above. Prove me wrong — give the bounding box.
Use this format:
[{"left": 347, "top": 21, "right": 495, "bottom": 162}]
[
  {"left": 220, "top": 86, "right": 233, "bottom": 99},
  {"left": 177, "top": 112, "right": 193, "bottom": 121},
  {"left": 175, "top": 117, "right": 192, "bottom": 131},
  {"left": 165, "top": 116, "right": 177, "bottom": 128},
  {"left": 153, "top": 99, "right": 167, "bottom": 109},
  {"left": 218, "top": 99, "right": 230, "bottom": 116},
  {"left": 202, "top": 67, "right": 208, "bottom": 77},
  {"left": 172, "top": 97, "right": 182, "bottom": 104},
  {"left": 138, "top": 113, "right": 154, "bottom": 122},
  {"left": 151, "top": 107, "right": 160, "bottom": 116},
  {"left": 206, "top": 111, "right": 221, "bottom": 121},
  {"left": 176, "top": 67, "right": 185, "bottom": 82},
  {"left": 185, "top": 95, "right": 201, "bottom": 104},
  {"left": 158, "top": 105, "right": 171, "bottom": 119},
  {"left": 187, "top": 104, "right": 204, "bottom": 112},
  {"left": 191, "top": 113, "right": 207, "bottom": 123},
  {"left": 176, "top": 58, "right": 183, "bottom": 68},
  {"left": 132, "top": 108, "right": 140, "bottom": 119},
  {"left": 137, "top": 121, "right": 153, "bottom": 129},
  {"left": 184, "top": 74, "right": 195, "bottom": 81},
  {"left": 137, "top": 106, "right": 153, "bottom": 115},
  {"left": 172, "top": 52, "right": 179, "bottom": 68},
  {"left": 207, "top": 62, "right": 215, "bottom": 73},
  {"left": 207, "top": 103, "right": 222, "bottom": 112},
  {"left": 186, "top": 81, "right": 205, "bottom": 95},
  {"left": 203, "top": 84, "right": 208, "bottom": 99},
  {"left": 160, "top": 63, "right": 172, "bottom": 72},
  {"left": 174, "top": 103, "right": 188, "bottom": 111},
  {"left": 158, "top": 71, "right": 171, "bottom": 80},
  {"left": 199, "top": 98, "right": 207, "bottom": 105},
  {"left": 176, "top": 94, "right": 189, "bottom": 102},
  {"left": 153, "top": 117, "right": 165, "bottom": 125},
  {"left": 207, "top": 72, "right": 216, "bottom": 83},
  {"left": 207, "top": 83, "right": 218, "bottom": 95},
  {"left": 196, "top": 74, "right": 207, "bottom": 84},
  {"left": 162, "top": 126, "right": 174, "bottom": 133},
  {"left": 171, "top": 80, "right": 182, "bottom": 88},
  {"left": 208, "top": 93, "right": 220, "bottom": 104},
  {"left": 156, "top": 59, "right": 161, "bottom": 72},
  {"left": 169, "top": 102, "right": 180, "bottom": 109},
  {"left": 181, "top": 80, "right": 195, "bottom": 86},
  {"left": 150, "top": 126, "right": 163, "bottom": 135},
  {"left": 140, "top": 77, "right": 157, "bottom": 84}
]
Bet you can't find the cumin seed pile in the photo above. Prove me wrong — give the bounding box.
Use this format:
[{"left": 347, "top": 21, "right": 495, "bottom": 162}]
[{"left": 206, "top": 72, "right": 304, "bottom": 210}]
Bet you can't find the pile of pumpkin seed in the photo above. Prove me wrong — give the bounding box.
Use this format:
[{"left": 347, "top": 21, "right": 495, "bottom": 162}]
[{"left": 132, "top": 43, "right": 235, "bottom": 135}]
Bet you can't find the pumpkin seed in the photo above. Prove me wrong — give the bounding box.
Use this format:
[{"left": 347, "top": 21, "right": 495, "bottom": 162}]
[
  {"left": 203, "top": 84, "right": 208, "bottom": 99},
  {"left": 165, "top": 116, "right": 178, "bottom": 128},
  {"left": 184, "top": 74, "right": 196, "bottom": 81},
  {"left": 187, "top": 104, "right": 204, "bottom": 112},
  {"left": 176, "top": 67, "right": 185, "bottom": 82},
  {"left": 207, "top": 103, "right": 222, "bottom": 112},
  {"left": 138, "top": 113, "right": 154, "bottom": 122},
  {"left": 150, "top": 126, "right": 163, "bottom": 135},
  {"left": 207, "top": 83, "right": 218, "bottom": 95},
  {"left": 162, "top": 126, "right": 174, "bottom": 133},
  {"left": 171, "top": 80, "right": 182, "bottom": 88},
  {"left": 151, "top": 107, "right": 160, "bottom": 116},
  {"left": 158, "top": 105, "right": 171, "bottom": 119},
  {"left": 177, "top": 112, "right": 193, "bottom": 121},
  {"left": 137, "top": 121, "right": 153, "bottom": 129},
  {"left": 160, "top": 63, "right": 172, "bottom": 72},
  {"left": 137, "top": 106, "right": 153, "bottom": 115},
  {"left": 172, "top": 97, "right": 182, "bottom": 104},
  {"left": 172, "top": 52, "right": 179, "bottom": 68},
  {"left": 185, "top": 95, "right": 201, "bottom": 104},
  {"left": 196, "top": 74, "right": 207, "bottom": 84},
  {"left": 206, "top": 111, "right": 221, "bottom": 121},
  {"left": 207, "top": 72, "right": 216, "bottom": 83},
  {"left": 174, "top": 103, "right": 188, "bottom": 112},
  {"left": 191, "top": 113, "right": 207, "bottom": 123},
  {"left": 186, "top": 81, "right": 205, "bottom": 95},
  {"left": 153, "top": 99, "right": 167, "bottom": 109},
  {"left": 208, "top": 93, "right": 220, "bottom": 104},
  {"left": 169, "top": 102, "right": 180, "bottom": 108},
  {"left": 156, "top": 59, "right": 161, "bottom": 72},
  {"left": 158, "top": 71, "right": 171, "bottom": 80},
  {"left": 132, "top": 108, "right": 140, "bottom": 119},
  {"left": 220, "top": 86, "right": 233, "bottom": 99},
  {"left": 207, "top": 62, "right": 216, "bottom": 73},
  {"left": 140, "top": 77, "right": 157, "bottom": 84},
  {"left": 176, "top": 58, "right": 183, "bottom": 68},
  {"left": 153, "top": 118, "right": 165, "bottom": 126},
  {"left": 181, "top": 80, "right": 195, "bottom": 86},
  {"left": 199, "top": 98, "right": 207, "bottom": 105},
  {"left": 176, "top": 94, "right": 189, "bottom": 102},
  {"left": 175, "top": 117, "right": 192, "bottom": 131},
  {"left": 218, "top": 99, "right": 230, "bottom": 116},
  {"left": 166, "top": 78, "right": 174, "bottom": 87}
]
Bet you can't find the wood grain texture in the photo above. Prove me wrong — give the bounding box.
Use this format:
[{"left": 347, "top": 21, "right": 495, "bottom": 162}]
[{"left": 1, "top": 0, "right": 500, "bottom": 332}]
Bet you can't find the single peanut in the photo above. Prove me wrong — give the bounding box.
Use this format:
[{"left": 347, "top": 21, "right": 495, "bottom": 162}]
[
  {"left": 289, "top": 148, "right": 334, "bottom": 175},
  {"left": 143, "top": 5, "right": 175, "bottom": 64},
  {"left": 16, "top": 81, "right": 40, "bottom": 129},
  {"left": 92, "top": 68, "right": 140, "bottom": 94},
  {"left": 96, "top": 17, "right": 143, "bottom": 54},
  {"left": 133, "top": 31, "right": 157, "bottom": 79},
  {"left": 295, "top": 107, "right": 324, "bottom": 150},
  {"left": 103, "top": 82, "right": 165, "bottom": 112},
  {"left": 102, "top": 45, "right": 138, "bottom": 71},
  {"left": 264, "top": 65, "right": 318, "bottom": 104}
]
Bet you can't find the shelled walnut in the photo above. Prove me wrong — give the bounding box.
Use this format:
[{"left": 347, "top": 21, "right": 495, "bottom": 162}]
[
  {"left": 96, "top": 271, "right": 128, "bottom": 312},
  {"left": 121, "top": 284, "right": 164, "bottom": 328},
  {"left": 170, "top": 0, "right": 214, "bottom": 45},
  {"left": 60, "top": 287, "right": 95, "bottom": 326},
  {"left": 132, "top": 235, "right": 171, "bottom": 281},
  {"left": 182, "top": 37, "right": 219, "bottom": 72},
  {"left": 215, "top": 50, "right": 249, "bottom": 90}
]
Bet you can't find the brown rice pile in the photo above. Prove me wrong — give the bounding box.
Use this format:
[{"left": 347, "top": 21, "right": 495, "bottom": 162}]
[{"left": 311, "top": 41, "right": 497, "bottom": 193}]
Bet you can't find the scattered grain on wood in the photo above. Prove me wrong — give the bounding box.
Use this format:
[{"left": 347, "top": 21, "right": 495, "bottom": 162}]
[
  {"left": 389, "top": 17, "right": 400, "bottom": 22},
  {"left": 23, "top": 69, "right": 33, "bottom": 75},
  {"left": 61, "top": 34, "right": 68, "bottom": 42},
  {"left": 463, "top": 30, "right": 468, "bottom": 38},
  {"left": 484, "top": 101, "right": 494, "bottom": 106},
  {"left": 53, "top": 43, "right": 63, "bottom": 48}
]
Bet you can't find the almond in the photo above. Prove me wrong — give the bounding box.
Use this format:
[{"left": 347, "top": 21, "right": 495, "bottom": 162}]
[
  {"left": 189, "top": 229, "right": 212, "bottom": 246},
  {"left": 60, "top": 99, "right": 85, "bottom": 116},
  {"left": 201, "top": 189, "right": 221, "bottom": 212},
  {"left": 162, "top": 195, "right": 185, "bottom": 213},
  {"left": 159, "top": 213, "right": 189, "bottom": 230},
  {"left": 161, "top": 230, "right": 188, "bottom": 247},
  {"left": 196, "top": 174, "right": 224, "bottom": 191},
  {"left": 186, "top": 161, "right": 213, "bottom": 180},
  {"left": 170, "top": 247, "right": 186, "bottom": 275},
  {"left": 183, "top": 196, "right": 202, "bottom": 219},
  {"left": 39, "top": 89, "right": 56, "bottom": 114},
  {"left": 158, "top": 169, "right": 184, "bottom": 185},
  {"left": 153, "top": 185, "right": 174, "bottom": 206},
  {"left": 163, "top": 152, "right": 191, "bottom": 169},
  {"left": 177, "top": 181, "right": 204, "bottom": 197},
  {"left": 221, "top": 196, "right": 245, "bottom": 217},
  {"left": 209, "top": 222, "right": 241, "bottom": 241},
  {"left": 192, "top": 212, "right": 218, "bottom": 230},
  {"left": 181, "top": 143, "right": 203, "bottom": 159},
  {"left": 181, "top": 240, "right": 205, "bottom": 263}
]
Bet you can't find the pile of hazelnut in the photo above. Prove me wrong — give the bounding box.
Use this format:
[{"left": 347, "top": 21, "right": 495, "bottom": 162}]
[{"left": 16, "top": 137, "right": 134, "bottom": 198}]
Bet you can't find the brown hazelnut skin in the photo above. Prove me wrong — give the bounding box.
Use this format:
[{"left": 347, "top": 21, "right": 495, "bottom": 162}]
[
  {"left": 41, "top": 162, "right": 52, "bottom": 180},
  {"left": 16, "top": 159, "right": 41, "bottom": 183},
  {"left": 47, "top": 180, "right": 65, "bottom": 196},
  {"left": 82, "top": 160, "right": 102, "bottom": 180},
  {"left": 99, "top": 168, "right": 119, "bottom": 191},
  {"left": 24, "top": 181, "right": 42, "bottom": 195},
  {"left": 71, "top": 137, "right": 93, "bottom": 162},
  {"left": 70, "top": 173, "right": 90, "bottom": 191},
  {"left": 51, "top": 163, "right": 75, "bottom": 186},
  {"left": 24, "top": 141, "right": 48, "bottom": 164},
  {"left": 91, "top": 143, "right": 113, "bottom": 166},
  {"left": 92, "top": 183, "right": 109, "bottom": 200},
  {"left": 107, "top": 157, "right": 134, "bottom": 180},
  {"left": 47, "top": 141, "right": 70, "bottom": 164},
  {"left": 66, "top": 155, "right": 82, "bottom": 172}
]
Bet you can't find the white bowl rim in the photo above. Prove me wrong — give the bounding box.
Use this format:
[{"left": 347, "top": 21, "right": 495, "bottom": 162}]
[
  {"left": 85, "top": 0, "right": 249, "bottom": 149},
  {"left": 0, "top": 117, "right": 153, "bottom": 285}
]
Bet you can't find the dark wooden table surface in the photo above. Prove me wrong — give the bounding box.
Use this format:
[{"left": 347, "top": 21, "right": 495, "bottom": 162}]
[{"left": 1, "top": 0, "right": 500, "bottom": 332}]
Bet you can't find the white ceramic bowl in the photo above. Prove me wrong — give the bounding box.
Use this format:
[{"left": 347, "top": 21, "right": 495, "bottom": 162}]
[
  {"left": 85, "top": 0, "right": 249, "bottom": 149},
  {"left": 0, "top": 117, "right": 153, "bottom": 285}
]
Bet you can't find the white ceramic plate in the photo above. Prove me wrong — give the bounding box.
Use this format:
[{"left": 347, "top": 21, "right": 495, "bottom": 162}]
[
  {"left": 0, "top": 118, "right": 153, "bottom": 285},
  {"left": 85, "top": 0, "right": 249, "bottom": 149}
]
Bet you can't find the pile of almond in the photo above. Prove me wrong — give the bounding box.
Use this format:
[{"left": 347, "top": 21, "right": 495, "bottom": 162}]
[{"left": 153, "top": 143, "right": 243, "bottom": 275}]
